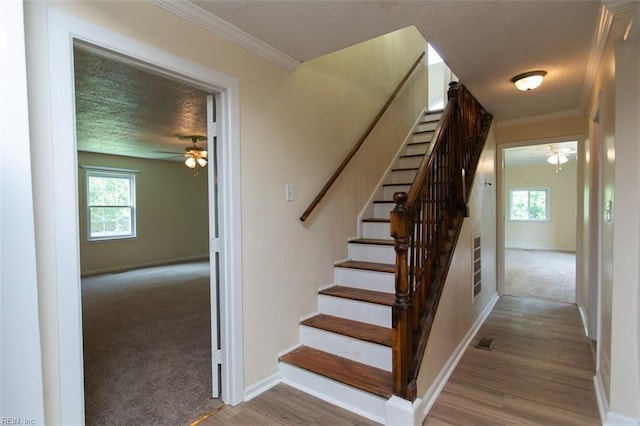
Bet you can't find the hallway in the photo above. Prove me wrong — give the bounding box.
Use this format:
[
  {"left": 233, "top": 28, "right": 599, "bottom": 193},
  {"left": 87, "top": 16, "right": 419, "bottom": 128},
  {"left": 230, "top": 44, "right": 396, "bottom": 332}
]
[
  {"left": 198, "top": 296, "right": 600, "bottom": 425},
  {"left": 424, "top": 296, "right": 599, "bottom": 425}
]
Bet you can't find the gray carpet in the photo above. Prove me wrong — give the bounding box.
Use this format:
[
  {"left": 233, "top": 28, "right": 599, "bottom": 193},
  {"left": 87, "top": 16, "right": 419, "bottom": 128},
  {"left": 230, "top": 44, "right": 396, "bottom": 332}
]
[
  {"left": 81, "top": 261, "right": 222, "bottom": 425},
  {"left": 505, "top": 249, "right": 576, "bottom": 303}
]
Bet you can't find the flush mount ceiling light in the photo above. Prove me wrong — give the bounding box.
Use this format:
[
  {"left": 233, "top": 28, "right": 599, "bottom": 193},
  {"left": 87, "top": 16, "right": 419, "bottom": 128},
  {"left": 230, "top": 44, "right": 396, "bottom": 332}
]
[
  {"left": 182, "top": 135, "right": 207, "bottom": 177},
  {"left": 511, "top": 70, "right": 547, "bottom": 91}
]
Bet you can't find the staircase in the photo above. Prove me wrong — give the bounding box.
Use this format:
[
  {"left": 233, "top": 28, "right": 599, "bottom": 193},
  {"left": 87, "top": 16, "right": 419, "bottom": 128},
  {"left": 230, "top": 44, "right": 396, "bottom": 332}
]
[{"left": 279, "top": 110, "right": 442, "bottom": 422}]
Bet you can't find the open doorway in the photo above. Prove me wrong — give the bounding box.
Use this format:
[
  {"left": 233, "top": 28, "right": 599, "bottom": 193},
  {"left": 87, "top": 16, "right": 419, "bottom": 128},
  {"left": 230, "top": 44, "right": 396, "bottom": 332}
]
[
  {"left": 46, "top": 11, "right": 243, "bottom": 422},
  {"left": 500, "top": 141, "right": 578, "bottom": 303},
  {"left": 73, "top": 44, "right": 221, "bottom": 424}
]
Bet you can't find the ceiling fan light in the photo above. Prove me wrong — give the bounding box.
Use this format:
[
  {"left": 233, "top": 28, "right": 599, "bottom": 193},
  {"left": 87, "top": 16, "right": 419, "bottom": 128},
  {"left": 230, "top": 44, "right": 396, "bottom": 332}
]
[
  {"left": 197, "top": 157, "right": 208, "bottom": 168},
  {"left": 185, "top": 156, "right": 197, "bottom": 168},
  {"left": 512, "top": 71, "right": 547, "bottom": 91},
  {"left": 547, "top": 153, "right": 568, "bottom": 164}
]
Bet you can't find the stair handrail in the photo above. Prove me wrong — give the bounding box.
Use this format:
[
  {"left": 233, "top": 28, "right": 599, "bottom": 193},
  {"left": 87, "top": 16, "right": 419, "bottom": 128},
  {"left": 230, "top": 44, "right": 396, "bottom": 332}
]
[
  {"left": 299, "top": 51, "right": 426, "bottom": 222},
  {"left": 390, "top": 82, "right": 493, "bottom": 400}
]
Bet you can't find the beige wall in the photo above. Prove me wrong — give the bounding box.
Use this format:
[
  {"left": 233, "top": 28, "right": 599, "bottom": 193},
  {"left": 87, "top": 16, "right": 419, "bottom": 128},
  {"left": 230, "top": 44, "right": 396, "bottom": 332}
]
[
  {"left": 504, "top": 162, "right": 577, "bottom": 251},
  {"left": 496, "top": 114, "right": 584, "bottom": 145},
  {"left": 417, "top": 123, "right": 498, "bottom": 396},
  {"left": 581, "top": 6, "right": 640, "bottom": 420},
  {"left": 77, "top": 152, "right": 209, "bottom": 275},
  {"left": 26, "top": 0, "right": 428, "bottom": 405}
]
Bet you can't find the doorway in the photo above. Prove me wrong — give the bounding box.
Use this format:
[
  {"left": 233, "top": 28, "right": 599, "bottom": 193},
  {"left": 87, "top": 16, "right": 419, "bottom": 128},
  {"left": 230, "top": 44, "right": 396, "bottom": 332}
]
[
  {"left": 498, "top": 140, "right": 579, "bottom": 303},
  {"left": 74, "top": 43, "right": 221, "bottom": 423},
  {"left": 45, "top": 9, "right": 243, "bottom": 424}
]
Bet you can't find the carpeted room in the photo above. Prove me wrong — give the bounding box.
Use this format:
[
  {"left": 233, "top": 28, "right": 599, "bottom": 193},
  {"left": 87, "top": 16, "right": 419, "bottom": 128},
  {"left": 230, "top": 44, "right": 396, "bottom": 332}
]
[
  {"left": 502, "top": 143, "right": 577, "bottom": 303},
  {"left": 77, "top": 152, "right": 217, "bottom": 424}
]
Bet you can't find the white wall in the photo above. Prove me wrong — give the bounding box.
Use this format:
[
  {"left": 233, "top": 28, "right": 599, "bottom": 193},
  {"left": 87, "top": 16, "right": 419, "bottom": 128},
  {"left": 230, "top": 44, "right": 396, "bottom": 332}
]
[
  {"left": 504, "top": 161, "right": 577, "bottom": 251},
  {"left": 77, "top": 152, "right": 209, "bottom": 275},
  {"left": 0, "top": 1, "right": 45, "bottom": 422}
]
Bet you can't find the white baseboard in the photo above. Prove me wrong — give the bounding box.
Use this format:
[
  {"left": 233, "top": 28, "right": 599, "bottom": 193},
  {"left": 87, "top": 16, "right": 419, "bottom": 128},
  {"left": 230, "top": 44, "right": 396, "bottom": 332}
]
[
  {"left": 416, "top": 293, "right": 500, "bottom": 421},
  {"left": 243, "top": 371, "right": 281, "bottom": 402},
  {"left": 80, "top": 254, "right": 209, "bottom": 276},
  {"left": 505, "top": 245, "right": 576, "bottom": 253},
  {"left": 605, "top": 412, "right": 640, "bottom": 425},
  {"left": 577, "top": 301, "right": 590, "bottom": 337},
  {"left": 595, "top": 372, "right": 640, "bottom": 426},
  {"left": 594, "top": 371, "right": 609, "bottom": 423}
]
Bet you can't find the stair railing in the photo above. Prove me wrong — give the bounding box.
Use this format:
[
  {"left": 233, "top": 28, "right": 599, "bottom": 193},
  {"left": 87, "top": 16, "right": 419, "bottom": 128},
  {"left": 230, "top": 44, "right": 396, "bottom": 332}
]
[
  {"left": 300, "top": 52, "right": 426, "bottom": 223},
  {"left": 390, "top": 82, "right": 492, "bottom": 400}
]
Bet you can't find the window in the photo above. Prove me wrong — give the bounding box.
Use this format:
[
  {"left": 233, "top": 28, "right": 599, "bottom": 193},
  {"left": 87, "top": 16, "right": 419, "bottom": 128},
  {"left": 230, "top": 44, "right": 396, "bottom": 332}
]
[
  {"left": 509, "top": 188, "right": 549, "bottom": 221},
  {"left": 85, "top": 168, "right": 137, "bottom": 240}
]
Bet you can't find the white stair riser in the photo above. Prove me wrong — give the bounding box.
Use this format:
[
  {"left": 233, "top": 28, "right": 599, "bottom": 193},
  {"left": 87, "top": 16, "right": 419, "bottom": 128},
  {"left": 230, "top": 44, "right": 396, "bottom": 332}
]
[
  {"left": 391, "top": 169, "right": 417, "bottom": 184},
  {"left": 334, "top": 267, "right": 394, "bottom": 293},
  {"left": 404, "top": 143, "right": 428, "bottom": 156},
  {"left": 373, "top": 202, "right": 395, "bottom": 218},
  {"left": 423, "top": 113, "right": 441, "bottom": 122},
  {"left": 413, "top": 132, "right": 432, "bottom": 144},
  {"left": 383, "top": 184, "right": 411, "bottom": 199},
  {"left": 318, "top": 295, "right": 392, "bottom": 327},
  {"left": 396, "top": 155, "right": 423, "bottom": 169},
  {"left": 300, "top": 326, "right": 391, "bottom": 371},
  {"left": 348, "top": 243, "right": 395, "bottom": 264},
  {"left": 280, "top": 363, "right": 386, "bottom": 424},
  {"left": 362, "top": 221, "right": 390, "bottom": 240},
  {"left": 418, "top": 121, "right": 438, "bottom": 132}
]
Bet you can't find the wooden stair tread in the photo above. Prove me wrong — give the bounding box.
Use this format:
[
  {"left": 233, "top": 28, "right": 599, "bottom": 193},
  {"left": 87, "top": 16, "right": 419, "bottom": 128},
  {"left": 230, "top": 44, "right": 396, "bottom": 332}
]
[
  {"left": 335, "top": 260, "right": 394, "bottom": 273},
  {"left": 280, "top": 346, "right": 392, "bottom": 398},
  {"left": 400, "top": 154, "right": 424, "bottom": 159},
  {"left": 319, "top": 285, "right": 395, "bottom": 306},
  {"left": 348, "top": 238, "right": 394, "bottom": 246},
  {"left": 362, "top": 217, "right": 390, "bottom": 223},
  {"left": 382, "top": 183, "right": 412, "bottom": 187},
  {"left": 392, "top": 167, "right": 419, "bottom": 172},
  {"left": 301, "top": 314, "right": 391, "bottom": 347}
]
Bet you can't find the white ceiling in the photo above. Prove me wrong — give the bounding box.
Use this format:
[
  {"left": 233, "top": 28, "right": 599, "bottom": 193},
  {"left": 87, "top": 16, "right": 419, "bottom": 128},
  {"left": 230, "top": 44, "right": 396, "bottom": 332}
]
[
  {"left": 75, "top": 1, "right": 604, "bottom": 160},
  {"left": 188, "top": 0, "right": 603, "bottom": 122},
  {"left": 504, "top": 141, "right": 578, "bottom": 167}
]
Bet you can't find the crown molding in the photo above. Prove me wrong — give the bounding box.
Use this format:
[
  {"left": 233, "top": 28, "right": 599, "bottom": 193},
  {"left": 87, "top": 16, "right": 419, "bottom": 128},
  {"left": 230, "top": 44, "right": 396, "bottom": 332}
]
[
  {"left": 496, "top": 108, "right": 584, "bottom": 128},
  {"left": 579, "top": 2, "right": 639, "bottom": 111},
  {"left": 149, "top": 0, "right": 300, "bottom": 72}
]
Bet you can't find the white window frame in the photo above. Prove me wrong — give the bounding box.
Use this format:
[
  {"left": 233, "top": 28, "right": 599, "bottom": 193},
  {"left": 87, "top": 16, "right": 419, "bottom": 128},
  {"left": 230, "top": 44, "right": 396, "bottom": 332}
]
[
  {"left": 508, "top": 187, "right": 550, "bottom": 222},
  {"left": 84, "top": 166, "right": 138, "bottom": 241}
]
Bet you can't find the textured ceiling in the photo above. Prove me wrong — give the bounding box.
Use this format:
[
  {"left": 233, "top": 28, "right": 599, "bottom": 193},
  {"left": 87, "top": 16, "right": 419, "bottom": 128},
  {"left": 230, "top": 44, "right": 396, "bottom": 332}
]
[
  {"left": 504, "top": 141, "right": 578, "bottom": 168},
  {"left": 190, "top": 0, "right": 602, "bottom": 122},
  {"left": 74, "top": 1, "right": 602, "bottom": 161},
  {"left": 74, "top": 45, "right": 210, "bottom": 160}
]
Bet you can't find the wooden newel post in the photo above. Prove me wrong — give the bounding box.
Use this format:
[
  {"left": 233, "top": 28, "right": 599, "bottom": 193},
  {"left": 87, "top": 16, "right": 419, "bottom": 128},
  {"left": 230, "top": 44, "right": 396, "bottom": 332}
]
[{"left": 390, "top": 191, "right": 414, "bottom": 400}]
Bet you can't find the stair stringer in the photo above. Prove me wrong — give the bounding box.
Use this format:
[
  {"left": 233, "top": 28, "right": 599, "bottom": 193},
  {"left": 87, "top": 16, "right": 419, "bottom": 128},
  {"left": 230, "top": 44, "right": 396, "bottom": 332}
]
[
  {"left": 356, "top": 107, "right": 428, "bottom": 237},
  {"left": 279, "top": 109, "right": 444, "bottom": 425}
]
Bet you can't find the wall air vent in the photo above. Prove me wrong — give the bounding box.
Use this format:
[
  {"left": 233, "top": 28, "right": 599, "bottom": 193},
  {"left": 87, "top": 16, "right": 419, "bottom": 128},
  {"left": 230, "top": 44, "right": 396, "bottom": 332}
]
[{"left": 472, "top": 232, "right": 481, "bottom": 300}]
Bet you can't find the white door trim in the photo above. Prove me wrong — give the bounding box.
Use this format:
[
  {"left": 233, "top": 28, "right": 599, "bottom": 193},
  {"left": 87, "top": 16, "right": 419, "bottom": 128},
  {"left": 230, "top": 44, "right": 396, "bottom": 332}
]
[
  {"left": 496, "top": 135, "right": 583, "bottom": 299},
  {"left": 47, "top": 7, "right": 243, "bottom": 423}
]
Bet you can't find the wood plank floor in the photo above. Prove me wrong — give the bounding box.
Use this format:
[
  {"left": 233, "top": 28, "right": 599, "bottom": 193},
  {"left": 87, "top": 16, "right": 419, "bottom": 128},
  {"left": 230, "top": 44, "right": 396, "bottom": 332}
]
[
  {"left": 198, "top": 296, "right": 600, "bottom": 425},
  {"left": 424, "top": 296, "right": 600, "bottom": 425},
  {"left": 196, "top": 383, "right": 378, "bottom": 425}
]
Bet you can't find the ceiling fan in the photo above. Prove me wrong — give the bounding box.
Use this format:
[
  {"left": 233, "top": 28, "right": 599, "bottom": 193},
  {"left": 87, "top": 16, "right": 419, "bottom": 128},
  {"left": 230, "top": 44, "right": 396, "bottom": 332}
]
[
  {"left": 546, "top": 145, "right": 576, "bottom": 172},
  {"left": 181, "top": 135, "right": 208, "bottom": 176}
]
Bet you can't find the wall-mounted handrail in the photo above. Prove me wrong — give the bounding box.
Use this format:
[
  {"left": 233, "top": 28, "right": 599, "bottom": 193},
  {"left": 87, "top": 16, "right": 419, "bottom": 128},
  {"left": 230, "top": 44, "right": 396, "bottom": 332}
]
[{"left": 299, "top": 51, "right": 426, "bottom": 222}]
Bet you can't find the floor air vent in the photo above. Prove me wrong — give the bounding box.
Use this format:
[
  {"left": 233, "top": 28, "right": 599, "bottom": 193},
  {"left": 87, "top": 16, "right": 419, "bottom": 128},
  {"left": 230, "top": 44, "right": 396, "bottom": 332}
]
[{"left": 475, "top": 337, "right": 495, "bottom": 351}]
